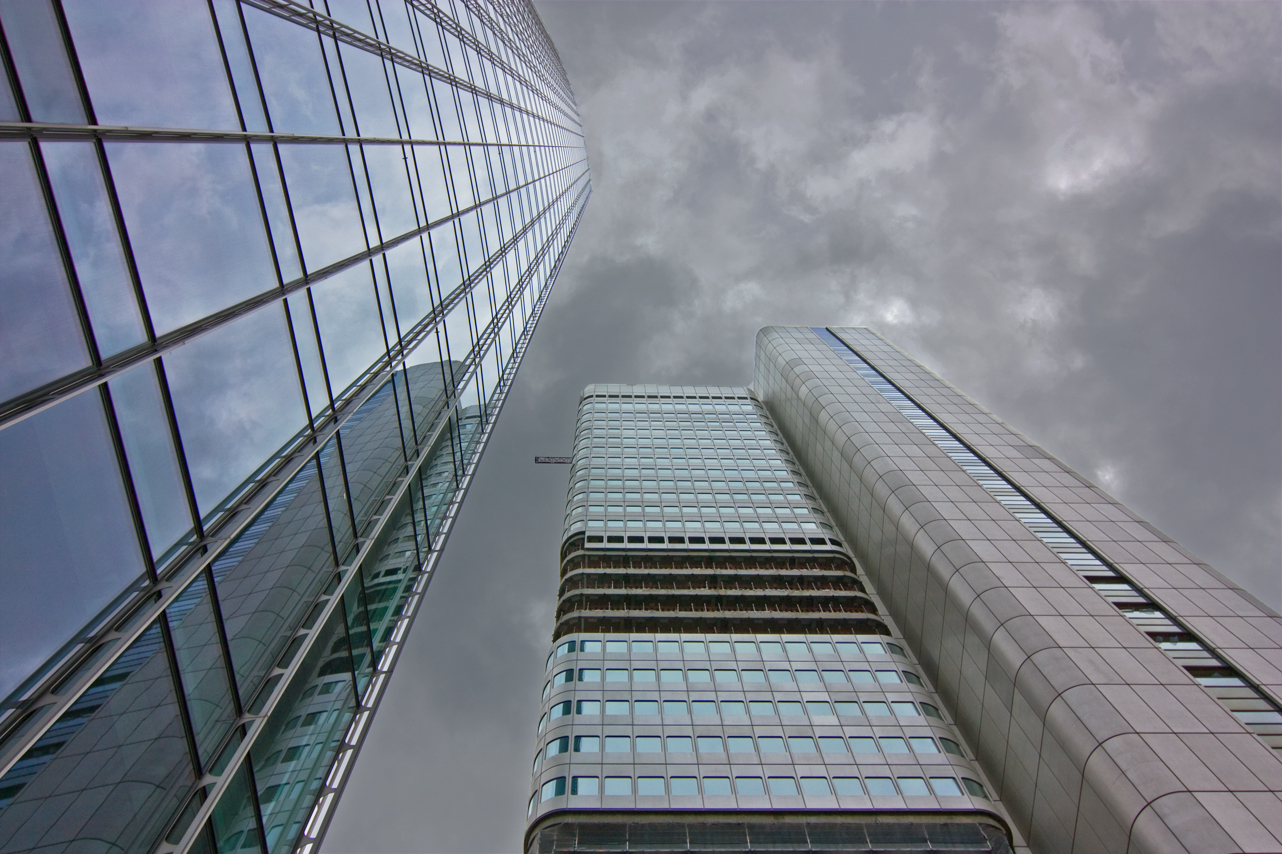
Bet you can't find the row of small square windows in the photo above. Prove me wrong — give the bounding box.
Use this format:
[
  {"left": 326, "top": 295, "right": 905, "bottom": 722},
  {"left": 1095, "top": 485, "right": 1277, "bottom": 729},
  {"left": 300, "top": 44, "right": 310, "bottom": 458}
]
[
  {"left": 537, "top": 697, "right": 943, "bottom": 722},
  {"left": 532, "top": 773, "right": 988, "bottom": 809},
  {"left": 548, "top": 639, "right": 906, "bottom": 666},
  {"left": 537, "top": 732, "right": 964, "bottom": 763},
  {"left": 580, "top": 399, "right": 758, "bottom": 414},
  {"left": 544, "top": 667, "right": 927, "bottom": 691},
  {"left": 580, "top": 532, "right": 835, "bottom": 547}
]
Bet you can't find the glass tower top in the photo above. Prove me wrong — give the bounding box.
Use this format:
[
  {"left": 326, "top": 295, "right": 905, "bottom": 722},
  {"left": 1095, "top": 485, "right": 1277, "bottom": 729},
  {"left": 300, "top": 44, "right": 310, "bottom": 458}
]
[{"left": 0, "top": 1, "right": 588, "bottom": 852}]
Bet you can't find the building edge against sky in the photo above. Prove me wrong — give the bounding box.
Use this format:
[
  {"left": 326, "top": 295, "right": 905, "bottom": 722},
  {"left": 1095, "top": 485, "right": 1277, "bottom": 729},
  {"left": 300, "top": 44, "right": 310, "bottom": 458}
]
[
  {"left": 525, "top": 327, "right": 1282, "bottom": 854},
  {"left": 0, "top": 2, "right": 588, "bottom": 853}
]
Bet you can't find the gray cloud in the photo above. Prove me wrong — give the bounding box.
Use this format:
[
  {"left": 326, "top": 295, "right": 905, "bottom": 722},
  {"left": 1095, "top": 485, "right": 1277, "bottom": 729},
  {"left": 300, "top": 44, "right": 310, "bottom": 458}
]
[{"left": 324, "top": 3, "right": 1280, "bottom": 851}]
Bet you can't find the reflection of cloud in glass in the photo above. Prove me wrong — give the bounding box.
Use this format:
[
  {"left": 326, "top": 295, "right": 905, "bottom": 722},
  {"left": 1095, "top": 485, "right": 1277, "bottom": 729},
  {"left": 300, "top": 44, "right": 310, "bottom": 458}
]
[
  {"left": 311, "top": 265, "right": 389, "bottom": 397},
  {"left": 63, "top": 0, "right": 238, "bottom": 130},
  {"left": 0, "top": 141, "right": 87, "bottom": 402},
  {"left": 279, "top": 144, "right": 367, "bottom": 272},
  {"left": 106, "top": 142, "right": 277, "bottom": 335},
  {"left": 163, "top": 304, "right": 305, "bottom": 517},
  {"left": 243, "top": 6, "right": 340, "bottom": 136},
  {"left": 0, "top": 391, "right": 145, "bottom": 700}
]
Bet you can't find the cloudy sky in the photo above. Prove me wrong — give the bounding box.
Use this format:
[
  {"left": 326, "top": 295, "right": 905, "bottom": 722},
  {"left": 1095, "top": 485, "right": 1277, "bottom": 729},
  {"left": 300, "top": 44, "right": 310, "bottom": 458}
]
[{"left": 324, "top": 3, "right": 1281, "bottom": 851}]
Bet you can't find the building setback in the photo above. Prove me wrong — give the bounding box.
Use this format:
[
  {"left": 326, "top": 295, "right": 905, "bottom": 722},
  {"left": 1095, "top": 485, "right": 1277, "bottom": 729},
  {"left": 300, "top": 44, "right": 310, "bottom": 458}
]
[
  {"left": 526, "top": 327, "right": 1282, "bottom": 854},
  {"left": 0, "top": 2, "right": 588, "bottom": 852}
]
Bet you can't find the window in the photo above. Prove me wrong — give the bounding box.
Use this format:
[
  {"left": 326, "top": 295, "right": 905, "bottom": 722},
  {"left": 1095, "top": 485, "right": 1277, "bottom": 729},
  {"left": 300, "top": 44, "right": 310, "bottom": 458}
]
[
  {"left": 749, "top": 701, "right": 775, "bottom": 717},
  {"left": 860, "top": 642, "right": 885, "bottom": 656},
  {"left": 822, "top": 670, "right": 847, "bottom": 683},
  {"left": 527, "top": 793, "right": 536, "bottom": 816},
  {"left": 687, "top": 669, "right": 710, "bottom": 682},
  {"left": 662, "top": 700, "right": 688, "bottom": 716},
  {"left": 759, "top": 642, "right": 784, "bottom": 656},
  {"left": 553, "top": 669, "right": 574, "bottom": 685},
  {"left": 800, "top": 777, "right": 832, "bottom": 797},
  {"left": 849, "top": 670, "right": 874, "bottom": 683},
  {"left": 741, "top": 669, "right": 766, "bottom": 683},
  {"left": 542, "top": 682, "right": 550, "bottom": 700},
  {"left": 818, "top": 737, "right": 847, "bottom": 754},
  {"left": 605, "top": 669, "right": 628, "bottom": 682},
  {"left": 777, "top": 701, "right": 804, "bottom": 716},
  {"left": 556, "top": 641, "right": 575, "bottom": 658},
  {"left": 691, "top": 700, "right": 717, "bottom": 716},
  {"left": 660, "top": 669, "right": 683, "bottom": 683},
  {"left": 784, "top": 641, "right": 809, "bottom": 656},
  {"left": 571, "top": 777, "right": 599, "bottom": 796},
  {"left": 806, "top": 701, "right": 834, "bottom": 717},
  {"left": 666, "top": 736, "right": 693, "bottom": 752},
  {"left": 657, "top": 641, "right": 680, "bottom": 655},
  {"left": 632, "top": 641, "right": 653, "bottom": 653},
  {"left": 903, "top": 671, "right": 924, "bottom": 686},
  {"left": 633, "top": 669, "right": 655, "bottom": 682},
  {"left": 833, "top": 777, "right": 864, "bottom": 797},
  {"left": 605, "top": 640, "right": 627, "bottom": 653},
  {"left": 634, "top": 700, "right": 659, "bottom": 715},
  {"left": 683, "top": 641, "right": 705, "bottom": 655},
  {"left": 810, "top": 642, "right": 835, "bottom": 656},
  {"left": 834, "top": 702, "right": 862, "bottom": 717},
  {"left": 734, "top": 641, "right": 757, "bottom": 656},
  {"left": 576, "top": 700, "right": 601, "bottom": 716},
  {"left": 850, "top": 737, "right": 878, "bottom": 753},
  {"left": 637, "top": 777, "right": 665, "bottom": 796},
  {"left": 787, "top": 737, "right": 817, "bottom": 753},
  {"left": 909, "top": 737, "right": 938, "bottom": 754},
  {"left": 604, "top": 736, "right": 630, "bottom": 752},
  {"left": 835, "top": 642, "right": 861, "bottom": 657},
  {"left": 898, "top": 777, "right": 930, "bottom": 796},
  {"left": 880, "top": 737, "right": 909, "bottom": 753},
  {"left": 962, "top": 778, "right": 990, "bottom": 799},
  {"left": 768, "top": 669, "right": 793, "bottom": 683},
  {"left": 768, "top": 777, "right": 799, "bottom": 796},
  {"left": 863, "top": 701, "right": 891, "bottom": 716},
  {"left": 720, "top": 700, "right": 746, "bottom": 716},
  {"left": 579, "top": 669, "right": 601, "bottom": 683},
  {"left": 865, "top": 777, "right": 897, "bottom": 796},
  {"left": 921, "top": 702, "right": 942, "bottom": 719},
  {"left": 940, "top": 738, "right": 963, "bottom": 756},
  {"left": 550, "top": 701, "right": 572, "bottom": 720},
  {"left": 758, "top": 736, "right": 786, "bottom": 754},
  {"left": 635, "top": 736, "right": 661, "bottom": 753},
  {"left": 727, "top": 736, "right": 755, "bottom": 753},
  {"left": 604, "top": 700, "right": 629, "bottom": 716},
  {"left": 931, "top": 777, "right": 963, "bottom": 797},
  {"left": 603, "top": 777, "right": 631, "bottom": 796},
  {"left": 545, "top": 737, "right": 569, "bottom": 758},
  {"left": 891, "top": 701, "right": 919, "bottom": 717},
  {"left": 670, "top": 777, "right": 699, "bottom": 796},
  {"left": 708, "top": 641, "right": 732, "bottom": 655},
  {"left": 703, "top": 777, "right": 732, "bottom": 796},
  {"left": 875, "top": 669, "right": 901, "bottom": 683},
  {"left": 735, "top": 777, "right": 765, "bottom": 796},
  {"left": 887, "top": 642, "right": 906, "bottom": 657},
  {"left": 697, "top": 736, "right": 724, "bottom": 753},
  {"left": 540, "top": 778, "right": 566, "bottom": 801},
  {"left": 537, "top": 713, "right": 547, "bottom": 733}
]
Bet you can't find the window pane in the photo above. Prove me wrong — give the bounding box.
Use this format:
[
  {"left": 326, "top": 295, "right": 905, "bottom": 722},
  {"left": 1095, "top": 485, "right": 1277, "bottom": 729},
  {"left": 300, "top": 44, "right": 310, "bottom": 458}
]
[
  {"left": 108, "top": 363, "right": 192, "bottom": 559},
  {"left": 0, "top": 0, "right": 84, "bottom": 122},
  {"left": 735, "top": 777, "right": 764, "bottom": 797},
  {"left": 670, "top": 777, "right": 698, "bottom": 796},
  {"left": 931, "top": 777, "right": 963, "bottom": 797},
  {"left": 703, "top": 777, "right": 732, "bottom": 796},
  {"left": 0, "top": 140, "right": 88, "bottom": 402},
  {"left": 279, "top": 145, "right": 367, "bottom": 272},
  {"left": 0, "top": 391, "right": 145, "bottom": 700},
  {"left": 167, "top": 573, "right": 238, "bottom": 768},
  {"left": 833, "top": 777, "right": 865, "bottom": 797},
  {"left": 107, "top": 142, "right": 277, "bottom": 335},
  {"left": 637, "top": 777, "right": 665, "bottom": 796},
  {"left": 242, "top": 6, "right": 340, "bottom": 136},
  {"left": 163, "top": 304, "right": 305, "bottom": 516},
  {"left": 40, "top": 140, "right": 145, "bottom": 356},
  {"left": 63, "top": 0, "right": 238, "bottom": 129},
  {"left": 603, "top": 777, "right": 630, "bottom": 796}
]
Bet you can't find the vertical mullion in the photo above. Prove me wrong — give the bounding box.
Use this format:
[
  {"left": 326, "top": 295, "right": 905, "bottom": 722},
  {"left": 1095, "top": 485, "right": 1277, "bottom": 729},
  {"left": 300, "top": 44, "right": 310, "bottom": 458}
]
[
  {"left": 97, "top": 382, "right": 158, "bottom": 582},
  {"left": 157, "top": 611, "right": 206, "bottom": 780},
  {"left": 152, "top": 358, "right": 208, "bottom": 545}
]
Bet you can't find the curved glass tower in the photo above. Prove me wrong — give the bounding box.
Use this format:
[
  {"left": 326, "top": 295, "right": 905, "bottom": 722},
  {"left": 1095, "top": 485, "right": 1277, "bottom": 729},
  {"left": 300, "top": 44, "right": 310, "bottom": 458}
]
[{"left": 0, "top": 2, "right": 588, "bottom": 852}]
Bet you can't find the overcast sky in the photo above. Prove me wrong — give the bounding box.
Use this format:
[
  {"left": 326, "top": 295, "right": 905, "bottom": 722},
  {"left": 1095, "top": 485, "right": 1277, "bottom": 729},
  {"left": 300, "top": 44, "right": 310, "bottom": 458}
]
[{"left": 324, "top": 3, "right": 1281, "bottom": 851}]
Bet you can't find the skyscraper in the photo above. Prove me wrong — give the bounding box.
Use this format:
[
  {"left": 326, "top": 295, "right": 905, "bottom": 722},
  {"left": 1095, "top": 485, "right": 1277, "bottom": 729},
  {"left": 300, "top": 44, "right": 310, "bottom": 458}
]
[
  {"left": 526, "top": 327, "right": 1282, "bottom": 854},
  {"left": 0, "top": 2, "right": 588, "bottom": 852}
]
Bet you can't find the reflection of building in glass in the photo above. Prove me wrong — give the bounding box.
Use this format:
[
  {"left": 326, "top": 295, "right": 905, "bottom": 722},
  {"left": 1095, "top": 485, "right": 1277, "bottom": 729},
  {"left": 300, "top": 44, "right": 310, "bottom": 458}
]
[
  {"left": 0, "top": 1, "right": 588, "bottom": 851},
  {"left": 526, "top": 328, "right": 1282, "bottom": 854}
]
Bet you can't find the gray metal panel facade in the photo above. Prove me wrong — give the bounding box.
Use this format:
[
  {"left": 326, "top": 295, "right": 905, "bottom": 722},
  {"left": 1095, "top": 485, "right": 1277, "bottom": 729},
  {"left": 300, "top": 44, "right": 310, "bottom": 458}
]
[{"left": 754, "top": 326, "right": 1282, "bottom": 854}]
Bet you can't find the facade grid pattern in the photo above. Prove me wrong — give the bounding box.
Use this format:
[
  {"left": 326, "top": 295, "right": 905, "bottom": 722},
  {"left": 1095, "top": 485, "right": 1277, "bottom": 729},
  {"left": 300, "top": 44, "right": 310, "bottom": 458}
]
[{"left": 0, "top": 2, "right": 588, "bottom": 853}]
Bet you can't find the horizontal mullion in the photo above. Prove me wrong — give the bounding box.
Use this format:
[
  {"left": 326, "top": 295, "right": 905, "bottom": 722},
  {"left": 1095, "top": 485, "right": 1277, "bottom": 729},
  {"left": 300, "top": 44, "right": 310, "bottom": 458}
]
[
  {"left": 0, "top": 120, "right": 581, "bottom": 148},
  {"left": 0, "top": 155, "right": 587, "bottom": 431}
]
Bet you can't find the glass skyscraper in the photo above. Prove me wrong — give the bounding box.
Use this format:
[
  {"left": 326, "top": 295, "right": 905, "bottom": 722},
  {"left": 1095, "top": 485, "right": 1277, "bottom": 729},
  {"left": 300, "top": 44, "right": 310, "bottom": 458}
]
[
  {"left": 0, "top": 2, "right": 587, "bottom": 852},
  {"left": 526, "top": 328, "right": 1282, "bottom": 854}
]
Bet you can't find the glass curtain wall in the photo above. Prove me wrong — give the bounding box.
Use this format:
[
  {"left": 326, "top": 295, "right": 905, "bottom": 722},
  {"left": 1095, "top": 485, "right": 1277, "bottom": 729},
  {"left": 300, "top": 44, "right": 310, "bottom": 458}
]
[{"left": 0, "top": 1, "right": 589, "bottom": 852}]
